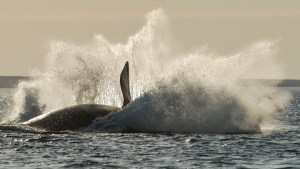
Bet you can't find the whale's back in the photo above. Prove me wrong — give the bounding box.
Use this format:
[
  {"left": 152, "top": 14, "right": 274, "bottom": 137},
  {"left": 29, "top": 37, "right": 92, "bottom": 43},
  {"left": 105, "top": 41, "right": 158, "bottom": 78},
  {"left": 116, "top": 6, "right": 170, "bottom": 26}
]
[
  {"left": 23, "top": 104, "right": 119, "bottom": 131},
  {"left": 22, "top": 62, "right": 131, "bottom": 132}
]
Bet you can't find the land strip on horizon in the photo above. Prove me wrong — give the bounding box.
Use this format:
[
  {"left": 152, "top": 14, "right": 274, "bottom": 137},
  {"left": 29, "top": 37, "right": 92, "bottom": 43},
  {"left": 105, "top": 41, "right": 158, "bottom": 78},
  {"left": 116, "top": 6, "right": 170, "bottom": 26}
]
[{"left": 1, "top": 76, "right": 300, "bottom": 88}]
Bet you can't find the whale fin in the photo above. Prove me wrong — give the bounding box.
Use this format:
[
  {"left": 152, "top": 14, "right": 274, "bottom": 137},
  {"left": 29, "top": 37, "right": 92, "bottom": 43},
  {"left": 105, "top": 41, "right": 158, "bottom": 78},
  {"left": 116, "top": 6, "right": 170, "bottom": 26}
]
[{"left": 120, "top": 61, "right": 131, "bottom": 107}]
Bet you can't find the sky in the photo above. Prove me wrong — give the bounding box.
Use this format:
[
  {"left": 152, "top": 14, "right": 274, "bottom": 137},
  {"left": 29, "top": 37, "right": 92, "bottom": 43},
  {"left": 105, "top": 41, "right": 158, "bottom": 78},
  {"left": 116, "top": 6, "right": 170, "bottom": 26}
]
[{"left": 0, "top": 0, "right": 299, "bottom": 79}]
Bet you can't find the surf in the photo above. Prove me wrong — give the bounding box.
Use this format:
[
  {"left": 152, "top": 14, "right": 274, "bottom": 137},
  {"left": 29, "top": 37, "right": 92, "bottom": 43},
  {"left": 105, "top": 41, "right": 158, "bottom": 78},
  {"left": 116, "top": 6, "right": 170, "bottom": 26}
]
[{"left": 2, "top": 9, "right": 292, "bottom": 134}]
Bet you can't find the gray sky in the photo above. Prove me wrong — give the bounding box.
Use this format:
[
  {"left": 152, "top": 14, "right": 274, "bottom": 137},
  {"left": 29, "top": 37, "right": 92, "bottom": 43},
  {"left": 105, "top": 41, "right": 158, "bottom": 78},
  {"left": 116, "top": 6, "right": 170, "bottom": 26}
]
[{"left": 0, "top": 0, "right": 299, "bottom": 79}]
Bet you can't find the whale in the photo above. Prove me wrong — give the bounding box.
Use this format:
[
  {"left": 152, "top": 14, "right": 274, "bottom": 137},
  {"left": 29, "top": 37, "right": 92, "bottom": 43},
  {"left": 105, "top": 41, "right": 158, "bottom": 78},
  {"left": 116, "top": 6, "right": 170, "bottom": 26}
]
[{"left": 22, "top": 61, "right": 132, "bottom": 131}]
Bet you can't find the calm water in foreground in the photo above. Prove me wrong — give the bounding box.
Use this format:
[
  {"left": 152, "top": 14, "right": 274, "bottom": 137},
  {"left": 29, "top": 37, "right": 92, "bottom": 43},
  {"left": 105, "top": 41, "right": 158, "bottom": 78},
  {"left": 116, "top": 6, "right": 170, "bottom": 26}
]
[{"left": 0, "top": 88, "right": 300, "bottom": 169}]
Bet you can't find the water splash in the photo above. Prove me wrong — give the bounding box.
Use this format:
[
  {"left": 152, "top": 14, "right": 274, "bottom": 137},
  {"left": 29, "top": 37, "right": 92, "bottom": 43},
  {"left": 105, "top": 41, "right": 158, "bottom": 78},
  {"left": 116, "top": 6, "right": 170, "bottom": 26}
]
[
  {"left": 89, "top": 45, "right": 291, "bottom": 133},
  {"left": 6, "top": 9, "right": 292, "bottom": 133}
]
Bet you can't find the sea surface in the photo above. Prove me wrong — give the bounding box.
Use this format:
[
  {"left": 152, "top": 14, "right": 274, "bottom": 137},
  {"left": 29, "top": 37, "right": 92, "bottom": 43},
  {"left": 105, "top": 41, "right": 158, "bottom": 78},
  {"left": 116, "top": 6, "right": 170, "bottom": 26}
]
[{"left": 0, "top": 88, "right": 299, "bottom": 169}]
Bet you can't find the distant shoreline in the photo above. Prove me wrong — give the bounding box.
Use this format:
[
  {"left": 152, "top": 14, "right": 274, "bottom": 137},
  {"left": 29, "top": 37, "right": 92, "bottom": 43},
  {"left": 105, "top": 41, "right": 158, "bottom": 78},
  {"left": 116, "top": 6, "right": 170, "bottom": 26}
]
[
  {"left": 0, "top": 76, "right": 30, "bottom": 88},
  {"left": 1, "top": 76, "right": 300, "bottom": 88},
  {"left": 239, "top": 79, "right": 300, "bottom": 87}
]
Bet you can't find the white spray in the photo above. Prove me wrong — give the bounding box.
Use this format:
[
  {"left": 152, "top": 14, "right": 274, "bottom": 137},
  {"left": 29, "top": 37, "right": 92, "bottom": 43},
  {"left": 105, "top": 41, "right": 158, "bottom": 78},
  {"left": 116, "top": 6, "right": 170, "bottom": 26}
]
[{"left": 6, "top": 9, "right": 291, "bottom": 133}]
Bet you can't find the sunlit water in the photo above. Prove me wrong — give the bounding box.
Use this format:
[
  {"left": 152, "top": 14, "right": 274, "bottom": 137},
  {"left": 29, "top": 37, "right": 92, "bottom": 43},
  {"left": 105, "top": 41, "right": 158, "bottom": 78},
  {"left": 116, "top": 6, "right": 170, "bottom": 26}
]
[{"left": 0, "top": 88, "right": 300, "bottom": 168}]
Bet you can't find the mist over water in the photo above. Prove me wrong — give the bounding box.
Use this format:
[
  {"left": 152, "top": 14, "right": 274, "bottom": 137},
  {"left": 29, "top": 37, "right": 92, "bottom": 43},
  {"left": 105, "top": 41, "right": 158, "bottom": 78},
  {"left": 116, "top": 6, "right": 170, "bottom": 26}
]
[{"left": 5, "top": 9, "right": 292, "bottom": 133}]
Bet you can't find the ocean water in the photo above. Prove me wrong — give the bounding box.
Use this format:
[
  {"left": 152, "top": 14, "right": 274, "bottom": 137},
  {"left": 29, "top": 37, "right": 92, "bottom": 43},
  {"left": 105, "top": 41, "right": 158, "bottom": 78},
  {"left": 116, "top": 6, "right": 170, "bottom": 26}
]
[
  {"left": 0, "top": 88, "right": 300, "bottom": 168},
  {"left": 0, "top": 9, "right": 299, "bottom": 168}
]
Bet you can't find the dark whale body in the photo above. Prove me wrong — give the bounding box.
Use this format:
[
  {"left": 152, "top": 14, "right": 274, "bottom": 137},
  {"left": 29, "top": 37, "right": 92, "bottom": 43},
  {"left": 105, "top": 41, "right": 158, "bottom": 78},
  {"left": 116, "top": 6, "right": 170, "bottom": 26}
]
[
  {"left": 23, "top": 104, "right": 119, "bottom": 131},
  {"left": 23, "top": 62, "right": 131, "bottom": 132}
]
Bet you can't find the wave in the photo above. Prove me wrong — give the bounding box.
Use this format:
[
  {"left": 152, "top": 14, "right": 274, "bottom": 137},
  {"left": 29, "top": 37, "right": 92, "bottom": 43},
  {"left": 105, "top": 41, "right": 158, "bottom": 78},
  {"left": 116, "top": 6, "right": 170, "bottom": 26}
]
[{"left": 3, "top": 9, "right": 292, "bottom": 134}]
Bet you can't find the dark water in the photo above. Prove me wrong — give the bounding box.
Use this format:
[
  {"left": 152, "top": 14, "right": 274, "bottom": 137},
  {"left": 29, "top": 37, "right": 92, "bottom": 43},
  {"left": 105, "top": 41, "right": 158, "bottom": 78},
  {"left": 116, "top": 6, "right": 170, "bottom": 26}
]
[{"left": 0, "top": 88, "right": 300, "bottom": 169}]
